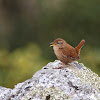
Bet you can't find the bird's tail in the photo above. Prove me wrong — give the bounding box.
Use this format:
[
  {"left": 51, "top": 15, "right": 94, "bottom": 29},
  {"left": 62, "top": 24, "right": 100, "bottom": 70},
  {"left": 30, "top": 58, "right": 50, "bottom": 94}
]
[{"left": 75, "top": 39, "right": 85, "bottom": 55}]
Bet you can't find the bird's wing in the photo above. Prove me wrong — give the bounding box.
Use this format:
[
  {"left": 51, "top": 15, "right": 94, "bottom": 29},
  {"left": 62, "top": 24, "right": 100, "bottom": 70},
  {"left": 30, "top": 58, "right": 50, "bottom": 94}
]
[{"left": 62, "top": 46, "right": 79, "bottom": 60}]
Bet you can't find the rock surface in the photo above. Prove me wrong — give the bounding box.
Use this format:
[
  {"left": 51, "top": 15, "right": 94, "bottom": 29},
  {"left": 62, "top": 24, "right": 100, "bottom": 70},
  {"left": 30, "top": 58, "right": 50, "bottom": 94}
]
[{"left": 0, "top": 60, "right": 100, "bottom": 100}]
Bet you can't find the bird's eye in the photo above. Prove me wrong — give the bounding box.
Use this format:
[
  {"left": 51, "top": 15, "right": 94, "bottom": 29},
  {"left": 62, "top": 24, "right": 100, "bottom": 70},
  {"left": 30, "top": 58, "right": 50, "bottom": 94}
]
[
  {"left": 57, "top": 41, "right": 62, "bottom": 44},
  {"left": 57, "top": 42, "right": 60, "bottom": 44},
  {"left": 57, "top": 42, "right": 61, "bottom": 44}
]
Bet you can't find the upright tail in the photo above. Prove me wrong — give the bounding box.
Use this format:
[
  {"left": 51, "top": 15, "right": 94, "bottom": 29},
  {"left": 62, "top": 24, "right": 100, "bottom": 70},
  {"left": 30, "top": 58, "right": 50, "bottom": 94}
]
[{"left": 75, "top": 39, "right": 85, "bottom": 55}]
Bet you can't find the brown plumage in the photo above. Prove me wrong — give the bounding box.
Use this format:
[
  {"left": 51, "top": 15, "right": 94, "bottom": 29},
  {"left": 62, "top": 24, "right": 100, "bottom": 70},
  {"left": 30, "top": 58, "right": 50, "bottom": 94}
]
[{"left": 50, "top": 38, "right": 85, "bottom": 65}]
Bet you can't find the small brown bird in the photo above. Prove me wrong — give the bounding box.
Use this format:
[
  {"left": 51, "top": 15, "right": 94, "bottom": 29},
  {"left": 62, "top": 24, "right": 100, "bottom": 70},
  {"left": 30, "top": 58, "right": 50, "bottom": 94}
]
[{"left": 50, "top": 38, "right": 85, "bottom": 66}]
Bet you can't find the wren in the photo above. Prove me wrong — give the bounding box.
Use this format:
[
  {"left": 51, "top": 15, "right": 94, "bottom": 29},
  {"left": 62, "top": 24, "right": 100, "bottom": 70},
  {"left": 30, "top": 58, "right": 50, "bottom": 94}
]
[{"left": 50, "top": 38, "right": 85, "bottom": 66}]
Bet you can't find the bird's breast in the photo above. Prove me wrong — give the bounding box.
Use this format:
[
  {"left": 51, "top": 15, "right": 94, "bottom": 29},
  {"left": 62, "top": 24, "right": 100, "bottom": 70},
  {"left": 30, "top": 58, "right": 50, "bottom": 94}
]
[{"left": 53, "top": 47, "right": 63, "bottom": 59}]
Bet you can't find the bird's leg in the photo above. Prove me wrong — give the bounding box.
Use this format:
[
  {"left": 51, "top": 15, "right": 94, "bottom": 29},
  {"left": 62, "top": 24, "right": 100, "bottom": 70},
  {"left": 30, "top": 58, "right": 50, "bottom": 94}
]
[{"left": 53, "top": 63, "right": 68, "bottom": 69}]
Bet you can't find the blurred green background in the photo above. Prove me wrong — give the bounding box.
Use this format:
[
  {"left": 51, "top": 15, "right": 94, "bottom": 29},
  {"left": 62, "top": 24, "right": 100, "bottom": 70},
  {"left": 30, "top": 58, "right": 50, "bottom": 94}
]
[{"left": 0, "top": 0, "right": 100, "bottom": 88}]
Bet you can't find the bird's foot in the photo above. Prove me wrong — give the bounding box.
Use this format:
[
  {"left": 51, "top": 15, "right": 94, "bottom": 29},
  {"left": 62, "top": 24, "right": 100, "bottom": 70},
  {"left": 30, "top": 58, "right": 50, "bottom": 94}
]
[
  {"left": 53, "top": 63, "right": 68, "bottom": 69},
  {"left": 53, "top": 66, "right": 64, "bottom": 69}
]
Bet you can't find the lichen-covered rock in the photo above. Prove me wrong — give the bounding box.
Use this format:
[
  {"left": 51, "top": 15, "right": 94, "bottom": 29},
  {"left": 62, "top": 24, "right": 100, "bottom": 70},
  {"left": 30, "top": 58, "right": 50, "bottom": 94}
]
[
  {"left": 0, "top": 60, "right": 100, "bottom": 100},
  {"left": 0, "top": 86, "right": 11, "bottom": 100}
]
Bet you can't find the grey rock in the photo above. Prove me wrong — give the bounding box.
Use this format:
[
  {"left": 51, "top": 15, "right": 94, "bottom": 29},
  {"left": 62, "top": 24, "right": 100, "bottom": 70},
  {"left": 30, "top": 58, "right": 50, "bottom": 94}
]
[{"left": 0, "top": 60, "right": 100, "bottom": 100}]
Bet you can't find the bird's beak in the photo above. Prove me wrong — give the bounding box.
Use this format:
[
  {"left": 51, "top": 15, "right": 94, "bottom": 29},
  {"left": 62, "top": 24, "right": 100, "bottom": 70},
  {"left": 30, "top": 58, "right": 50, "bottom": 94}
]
[{"left": 50, "top": 42, "right": 55, "bottom": 47}]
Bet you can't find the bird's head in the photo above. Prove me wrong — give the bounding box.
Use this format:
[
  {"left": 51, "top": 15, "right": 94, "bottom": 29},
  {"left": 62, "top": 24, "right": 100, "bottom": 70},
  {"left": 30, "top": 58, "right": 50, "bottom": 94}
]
[{"left": 50, "top": 38, "right": 66, "bottom": 49}]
